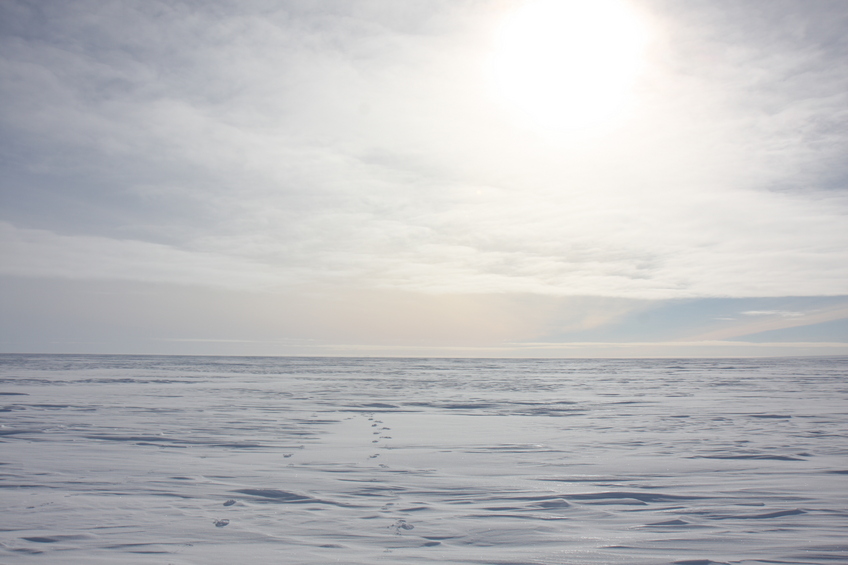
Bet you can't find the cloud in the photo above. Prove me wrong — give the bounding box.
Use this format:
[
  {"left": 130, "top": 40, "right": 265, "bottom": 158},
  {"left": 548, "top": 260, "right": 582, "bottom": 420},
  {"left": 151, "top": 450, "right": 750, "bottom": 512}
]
[
  {"left": 1, "top": 0, "right": 847, "bottom": 302},
  {"left": 0, "top": 221, "right": 286, "bottom": 289},
  {"left": 742, "top": 310, "right": 805, "bottom": 318},
  {"left": 0, "top": 275, "right": 650, "bottom": 352}
]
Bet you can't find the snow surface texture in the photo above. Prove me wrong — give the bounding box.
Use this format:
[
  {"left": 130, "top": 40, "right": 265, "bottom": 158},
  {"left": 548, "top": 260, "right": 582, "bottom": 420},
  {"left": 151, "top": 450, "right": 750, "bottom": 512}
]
[{"left": 0, "top": 355, "right": 846, "bottom": 564}]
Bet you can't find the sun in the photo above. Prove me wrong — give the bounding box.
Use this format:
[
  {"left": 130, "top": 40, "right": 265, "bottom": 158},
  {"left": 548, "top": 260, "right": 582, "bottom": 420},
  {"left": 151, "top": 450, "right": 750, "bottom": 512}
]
[{"left": 486, "top": 0, "right": 650, "bottom": 134}]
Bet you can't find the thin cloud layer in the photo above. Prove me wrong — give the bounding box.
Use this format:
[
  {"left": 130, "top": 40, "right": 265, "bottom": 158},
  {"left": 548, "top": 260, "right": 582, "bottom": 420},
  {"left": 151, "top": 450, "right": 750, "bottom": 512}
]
[{"left": 1, "top": 1, "right": 847, "bottom": 355}]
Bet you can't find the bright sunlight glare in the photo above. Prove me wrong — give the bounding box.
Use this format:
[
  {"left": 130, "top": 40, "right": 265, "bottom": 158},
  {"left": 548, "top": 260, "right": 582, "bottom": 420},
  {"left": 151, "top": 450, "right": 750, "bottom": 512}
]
[{"left": 486, "top": 0, "right": 650, "bottom": 135}]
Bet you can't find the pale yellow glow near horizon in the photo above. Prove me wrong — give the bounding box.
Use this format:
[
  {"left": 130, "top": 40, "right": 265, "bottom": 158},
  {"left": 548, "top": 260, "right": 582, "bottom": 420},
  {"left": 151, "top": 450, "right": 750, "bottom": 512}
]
[{"left": 486, "top": 0, "right": 650, "bottom": 134}]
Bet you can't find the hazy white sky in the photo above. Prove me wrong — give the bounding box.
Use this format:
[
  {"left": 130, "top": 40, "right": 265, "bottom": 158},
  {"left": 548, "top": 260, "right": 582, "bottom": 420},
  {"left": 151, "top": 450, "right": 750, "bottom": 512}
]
[{"left": 2, "top": 0, "right": 847, "bottom": 356}]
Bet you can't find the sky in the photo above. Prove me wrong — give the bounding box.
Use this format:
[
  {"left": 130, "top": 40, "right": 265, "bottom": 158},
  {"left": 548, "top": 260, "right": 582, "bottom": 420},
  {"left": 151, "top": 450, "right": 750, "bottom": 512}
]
[{"left": 1, "top": 0, "right": 848, "bottom": 357}]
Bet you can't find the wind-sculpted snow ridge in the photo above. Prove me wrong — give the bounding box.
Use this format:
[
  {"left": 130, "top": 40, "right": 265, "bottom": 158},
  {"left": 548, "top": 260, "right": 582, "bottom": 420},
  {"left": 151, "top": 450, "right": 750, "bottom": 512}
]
[{"left": 0, "top": 355, "right": 847, "bottom": 564}]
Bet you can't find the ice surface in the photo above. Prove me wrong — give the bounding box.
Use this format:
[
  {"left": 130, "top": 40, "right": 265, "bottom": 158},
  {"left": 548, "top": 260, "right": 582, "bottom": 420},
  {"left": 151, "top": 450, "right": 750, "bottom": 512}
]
[{"left": 0, "top": 355, "right": 846, "bottom": 564}]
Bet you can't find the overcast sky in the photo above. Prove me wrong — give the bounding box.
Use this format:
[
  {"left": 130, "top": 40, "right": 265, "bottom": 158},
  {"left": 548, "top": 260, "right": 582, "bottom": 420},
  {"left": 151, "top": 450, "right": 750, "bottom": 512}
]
[{"left": 2, "top": 0, "right": 847, "bottom": 357}]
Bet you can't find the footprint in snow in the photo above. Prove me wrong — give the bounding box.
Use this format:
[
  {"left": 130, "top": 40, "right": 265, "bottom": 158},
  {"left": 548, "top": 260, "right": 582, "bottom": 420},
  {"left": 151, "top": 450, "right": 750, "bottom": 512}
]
[{"left": 389, "top": 519, "right": 414, "bottom": 535}]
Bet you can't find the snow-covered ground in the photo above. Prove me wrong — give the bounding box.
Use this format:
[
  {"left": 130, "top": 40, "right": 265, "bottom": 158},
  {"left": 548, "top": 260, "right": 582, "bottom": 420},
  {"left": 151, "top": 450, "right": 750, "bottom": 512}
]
[{"left": 1, "top": 355, "right": 846, "bottom": 564}]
